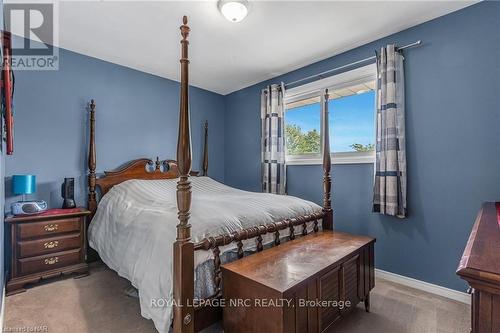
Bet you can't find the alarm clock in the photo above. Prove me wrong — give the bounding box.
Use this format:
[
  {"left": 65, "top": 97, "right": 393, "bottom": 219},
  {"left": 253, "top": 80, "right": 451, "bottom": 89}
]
[{"left": 11, "top": 200, "right": 48, "bottom": 215}]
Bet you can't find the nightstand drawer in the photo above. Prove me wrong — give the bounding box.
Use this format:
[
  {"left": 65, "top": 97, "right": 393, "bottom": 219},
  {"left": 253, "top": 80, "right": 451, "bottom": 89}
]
[
  {"left": 18, "top": 249, "right": 81, "bottom": 276},
  {"left": 18, "top": 233, "right": 82, "bottom": 258},
  {"left": 18, "top": 218, "right": 81, "bottom": 239}
]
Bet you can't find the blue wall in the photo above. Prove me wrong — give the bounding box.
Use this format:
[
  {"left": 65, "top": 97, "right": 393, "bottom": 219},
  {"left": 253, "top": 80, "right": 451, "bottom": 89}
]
[
  {"left": 224, "top": 2, "right": 500, "bottom": 291},
  {"left": 5, "top": 44, "right": 225, "bottom": 209}
]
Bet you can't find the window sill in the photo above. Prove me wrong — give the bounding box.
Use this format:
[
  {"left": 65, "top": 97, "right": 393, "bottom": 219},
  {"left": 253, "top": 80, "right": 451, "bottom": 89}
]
[{"left": 286, "top": 152, "right": 375, "bottom": 166}]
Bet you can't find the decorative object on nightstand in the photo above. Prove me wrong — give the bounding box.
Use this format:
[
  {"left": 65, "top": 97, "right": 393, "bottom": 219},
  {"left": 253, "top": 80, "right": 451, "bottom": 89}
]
[
  {"left": 61, "top": 177, "right": 76, "bottom": 209},
  {"left": 5, "top": 208, "right": 90, "bottom": 295},
  {"left": 10, "top": 175, "right": 48, "bottom": 215}
]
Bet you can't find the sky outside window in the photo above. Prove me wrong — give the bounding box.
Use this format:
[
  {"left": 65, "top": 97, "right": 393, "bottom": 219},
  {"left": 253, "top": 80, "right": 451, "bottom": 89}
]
[{"left": 285, "top": 90, "right": 375, "bottom": 154}]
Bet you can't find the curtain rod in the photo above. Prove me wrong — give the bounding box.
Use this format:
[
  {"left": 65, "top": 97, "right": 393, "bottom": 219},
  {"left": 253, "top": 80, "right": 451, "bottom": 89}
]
[{"left": 285, "top": 40, "right": 422, "bottom": 89}]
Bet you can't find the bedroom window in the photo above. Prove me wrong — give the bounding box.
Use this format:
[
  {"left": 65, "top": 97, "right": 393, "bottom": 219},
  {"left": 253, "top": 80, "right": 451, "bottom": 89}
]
[{"left": 285, "top": 64, "right": 376, "bottom": 165}]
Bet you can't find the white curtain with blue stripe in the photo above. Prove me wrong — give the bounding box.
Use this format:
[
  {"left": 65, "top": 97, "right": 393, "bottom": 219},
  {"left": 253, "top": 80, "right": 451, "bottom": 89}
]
[{"left": 261, "top": 83, "right": 286, "bottom": 194}]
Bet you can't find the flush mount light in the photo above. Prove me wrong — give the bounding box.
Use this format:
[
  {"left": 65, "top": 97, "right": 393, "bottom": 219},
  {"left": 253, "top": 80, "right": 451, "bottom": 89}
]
[{"left": 218, "top": 0, "right": 249, "bottom": 23}]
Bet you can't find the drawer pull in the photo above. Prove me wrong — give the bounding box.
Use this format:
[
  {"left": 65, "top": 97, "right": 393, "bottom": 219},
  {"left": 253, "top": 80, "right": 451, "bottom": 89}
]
[
  {"left": 44, "top": 241, "right": 59, "bottom": 249},
  {"left": 44, "top": 224, "right": 59, "bottom": 232},
  {"left": 44, "top": 257, "right": 59, "bottom": 265}
]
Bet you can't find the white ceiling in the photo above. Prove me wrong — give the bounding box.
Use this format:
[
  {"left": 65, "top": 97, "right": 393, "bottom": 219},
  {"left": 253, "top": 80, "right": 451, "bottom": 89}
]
[{"left": 9, "top": 1, "right": 476, "bottom": 95}]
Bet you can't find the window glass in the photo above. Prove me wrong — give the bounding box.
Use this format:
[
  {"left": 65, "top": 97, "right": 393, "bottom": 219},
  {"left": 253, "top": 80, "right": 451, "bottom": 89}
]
[
  {"left": 283, "top": 64, "right": 376, "bottom": 163},
  {"left": 285, "top": 96, "right": 321, "bottom": 155},
  {"left": 328, "top": 85, "right": 375, "bottom": 153}
]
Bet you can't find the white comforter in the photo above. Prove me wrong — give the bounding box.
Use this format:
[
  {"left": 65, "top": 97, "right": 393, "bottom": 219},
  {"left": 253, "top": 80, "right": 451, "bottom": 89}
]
[{"left": 88, "top": 177, "right": 321, "bottom": 333}]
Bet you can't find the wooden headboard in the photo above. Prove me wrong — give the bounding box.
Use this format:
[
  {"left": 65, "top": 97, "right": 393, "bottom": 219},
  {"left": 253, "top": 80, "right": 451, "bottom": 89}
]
[
  {"left": 86, "top": 100, "right": 208, "bottom": 217},
  {"left": 95, "top": 158, "right": 199, "bottom": 196}
]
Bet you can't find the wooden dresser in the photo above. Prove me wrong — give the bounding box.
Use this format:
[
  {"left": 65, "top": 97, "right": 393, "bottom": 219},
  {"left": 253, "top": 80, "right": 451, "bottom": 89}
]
[
  {"left": 457, "top": 202, "right": 500, "bottom": 333},
  {"left": 5, "top": 209, "right": 90, "bottom": 295},
  {"left": 222, "top": 231, "right": 375, "bottom": 333}
]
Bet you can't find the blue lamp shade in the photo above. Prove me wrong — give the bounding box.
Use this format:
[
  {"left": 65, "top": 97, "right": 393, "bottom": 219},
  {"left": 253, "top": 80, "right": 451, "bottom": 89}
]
[{"left": 12, "top": 175, "right": 36, "bottom": 195}]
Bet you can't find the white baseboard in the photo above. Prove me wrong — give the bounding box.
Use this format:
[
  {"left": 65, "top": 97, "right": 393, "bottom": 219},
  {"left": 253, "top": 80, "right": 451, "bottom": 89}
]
[{"left": 375, "top": 269, "right": 471, "bottom": 305}]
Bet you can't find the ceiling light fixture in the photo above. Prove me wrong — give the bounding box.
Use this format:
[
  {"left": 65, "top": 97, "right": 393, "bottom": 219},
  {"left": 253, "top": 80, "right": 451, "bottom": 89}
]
[{"left": 218, "top": 0, "right": 249, "bottom": 23}]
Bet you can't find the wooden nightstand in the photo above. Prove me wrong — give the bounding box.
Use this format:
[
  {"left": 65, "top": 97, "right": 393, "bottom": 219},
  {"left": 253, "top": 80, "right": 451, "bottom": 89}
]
[{"left": 5, "top": 208, "right": 90, "bottom": 295}]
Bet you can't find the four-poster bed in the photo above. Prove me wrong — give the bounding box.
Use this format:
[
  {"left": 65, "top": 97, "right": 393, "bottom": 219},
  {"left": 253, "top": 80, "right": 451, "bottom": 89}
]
[{"left": 86, "top": 16, "right": 372, "bottom": 333}]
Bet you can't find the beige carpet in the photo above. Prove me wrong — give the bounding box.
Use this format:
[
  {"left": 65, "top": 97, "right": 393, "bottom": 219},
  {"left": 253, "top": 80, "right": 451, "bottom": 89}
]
[{"left": 4, "top": 263, "right": 470, "bottom": 333}]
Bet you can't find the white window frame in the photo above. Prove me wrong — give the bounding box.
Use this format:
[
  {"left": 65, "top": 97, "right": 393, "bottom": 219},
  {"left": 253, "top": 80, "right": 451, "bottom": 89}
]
[{"left": 284, "top": 64, "right": 376, "bottom": 165}]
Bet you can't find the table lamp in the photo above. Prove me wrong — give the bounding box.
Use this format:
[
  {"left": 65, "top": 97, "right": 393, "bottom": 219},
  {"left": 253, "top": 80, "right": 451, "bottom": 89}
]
[
  {"left": 13, "top": 175, "right": 36, "bottom": 201},
  {"left": 11, "top": 175, "right": 48, "bottom": 215}
]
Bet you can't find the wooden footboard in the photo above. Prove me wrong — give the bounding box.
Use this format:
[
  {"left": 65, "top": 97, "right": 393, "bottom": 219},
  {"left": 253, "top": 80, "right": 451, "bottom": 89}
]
[
  {"left": 191, "top": 212, "right": 326, "bottom": 332},
  {"left": 194, "top": 212, "right": 325, "bottom": 299},
  {"left": 172, "top": 17, "right": 333, "bottom": 333}
]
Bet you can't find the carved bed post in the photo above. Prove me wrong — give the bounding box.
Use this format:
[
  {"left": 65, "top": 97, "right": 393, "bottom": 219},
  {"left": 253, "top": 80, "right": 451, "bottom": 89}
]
[
  {"left": 203, "top": 120, "right": 208, "bottom": 176},
  {"left": 88, "top": 99, "right": 97, "bottom": 219},
  {"left": 173, "top": 16, "right": 195, "bottom": 333},
  {"left": 322, "top": 89, "right": 333, "bottom": 230}
]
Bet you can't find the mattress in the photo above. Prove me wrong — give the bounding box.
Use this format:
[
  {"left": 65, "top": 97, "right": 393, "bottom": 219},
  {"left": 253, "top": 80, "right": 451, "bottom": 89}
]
[{"left": 88, "top": 177, "right": 322, "bottom": 333}]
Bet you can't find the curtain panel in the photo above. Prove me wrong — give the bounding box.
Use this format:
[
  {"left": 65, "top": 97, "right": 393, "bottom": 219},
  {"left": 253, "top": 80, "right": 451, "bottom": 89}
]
[
  {"left": 373, "top": 44, "right": 407, "bottom": 218},
  {"left": 261, "top": 83, "right": 286, "bottom": 194}
]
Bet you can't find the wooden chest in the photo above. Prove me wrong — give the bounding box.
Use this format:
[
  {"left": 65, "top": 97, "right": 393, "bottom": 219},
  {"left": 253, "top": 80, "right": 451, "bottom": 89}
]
[
  {"left": 5, "top": 209, "right": 90, "bottom": 295},
  {"left": 457, "top": 202, "right": 500, "bottom": 333},
  {"left": 222, "top": 231, "right": 375, "bottom": 333}
]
